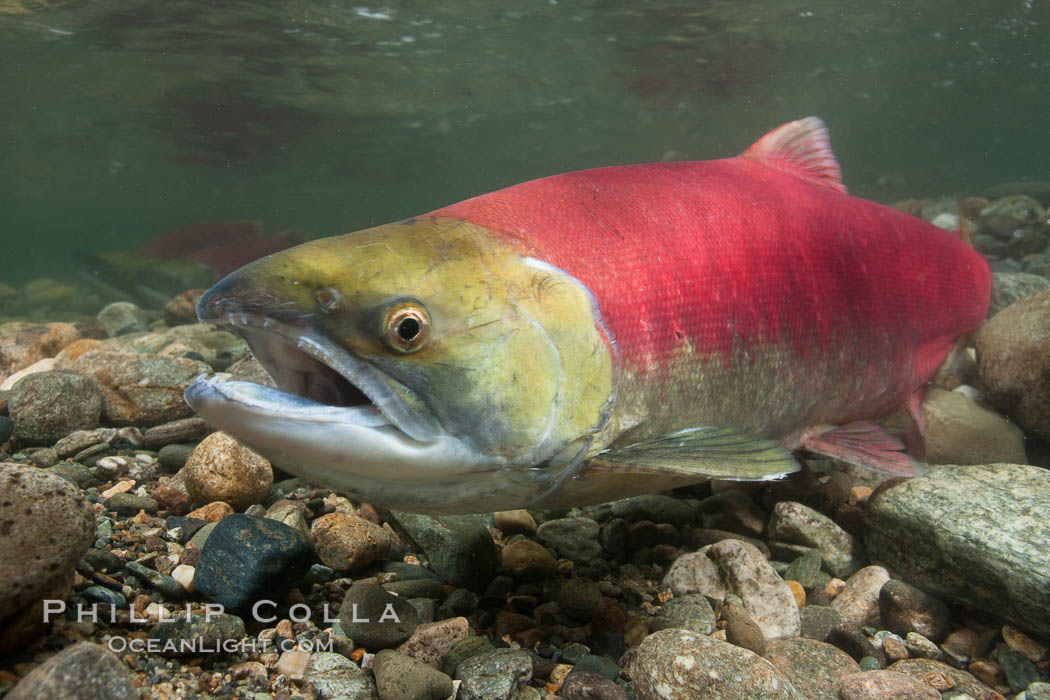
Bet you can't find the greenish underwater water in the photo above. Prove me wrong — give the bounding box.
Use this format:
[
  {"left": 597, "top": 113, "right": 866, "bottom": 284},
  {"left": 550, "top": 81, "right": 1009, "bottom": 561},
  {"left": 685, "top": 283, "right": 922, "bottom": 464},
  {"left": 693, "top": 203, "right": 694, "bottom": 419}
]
[{"left": 1, "top": 0, "right": 1047, "bottom": 290}]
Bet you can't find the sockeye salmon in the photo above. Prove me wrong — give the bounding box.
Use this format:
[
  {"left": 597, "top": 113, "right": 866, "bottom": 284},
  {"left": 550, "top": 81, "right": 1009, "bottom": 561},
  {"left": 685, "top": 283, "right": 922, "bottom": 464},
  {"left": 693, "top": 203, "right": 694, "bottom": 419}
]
[{"left": 185, "top": 117, "right": 991, "bottom": 514}]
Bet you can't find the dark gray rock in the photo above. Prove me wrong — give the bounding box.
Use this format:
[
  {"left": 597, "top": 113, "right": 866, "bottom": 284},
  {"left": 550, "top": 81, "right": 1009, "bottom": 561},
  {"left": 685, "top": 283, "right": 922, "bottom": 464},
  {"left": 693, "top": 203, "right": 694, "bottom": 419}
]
[
  {"left": 44, "top": 462, "right": 94, "bottom": 488},
  {"left": 125, "top": 560, "right": 184, "bottom": 599},
  {"left": 8, "top": 370, "right": 102, "bottom": 443},
  {"left": 999, "top": 650, "right": 1040, "bottom": 693},
  {"left": 799, "top": 605, "right": 842, "bottom": 643},
  {"left": 783, "top": 547, "right": 823, "bottom": 589},
  {"left": 866, "top": 464, "right": 1050, "bottom": 638},
  {"left": 382, "top": 578, "right": 448, "bottom": 601},
  {"left": 879, "top": 579, "right": 952, "bottom": 642},
  {"left": 573, "top": 654, "right": 622, "bottom": 681},
  {"left": 392, "top": 512, "right": 498, "bottom": 592},
  {"left": 0, "top": 416, "right": 12, "bottom": 444},
  {"left": 443, "top": 636, "right": 495, "bottom": 676},
  {"left": 105, "top": 492, "right": 159, "bottom": 515},
  {"left": 988, "top": 271, "right": 1050, "bottom": 317},
  {"left": 192, "top": 513, "right": 312, "bottom": 610},
  {"left": 455, "top": 648, "right": 532, "bottom": 700},
  {"left": 651, "top": 593, "right": 716, "bottom": 635},
  {"left": 339, "top": 581, "right": 419, "bottom": 649},
  {"left": 150, "top": 612, "right": 245, "bottom": 657},
  {"left": 6, "top": 641, "right": 137, "bottom": 700},
  {"left": 764, "top": 637, "right": 861, "bottom": 700},
  {"left": 631, "top": 629, "right": 803, "bottom": 699},
  {"left": 609, "top": 494, "right": 696, "bottom": 528},
  {"left": 373, "top": 649, "right": 453, "bottom": 700},
  {"left": 536, "top": 516, "right": 603, "bottom": 562},
  {"left": 157, "top": 443, "right": 196, "bottom": 472},
  {"left": 556, "top": 577, "right": 604, "bottom": 622}
]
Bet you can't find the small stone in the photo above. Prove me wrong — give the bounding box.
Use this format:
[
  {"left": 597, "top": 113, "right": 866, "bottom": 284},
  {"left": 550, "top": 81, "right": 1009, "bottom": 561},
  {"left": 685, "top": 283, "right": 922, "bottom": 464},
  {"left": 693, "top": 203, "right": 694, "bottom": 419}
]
[
  {"left": 831, "top": 566, "right": 890, "bottom": 629},
  {"left": 455, "top": 648, "right": 533, "bottom": 700},
  {"left": 105, "top": 492, "right": 159, "bottom": 515},
  {"left": 998, "top": 649, "right": 1040, "bottom": 693},
  {"left": 171, "top": 564, "right": 195, "bottom": 592},
  {"left": 81, "top": 585, "right": 126, "bottom": 607},
  {"left": 764, "top": 637, "right": 861, "bottom": 700},
  {"left": 888, "top": 658, "right": 1000, "bottom": 700},
  {"left": 493, "top": 509, "right": 537, "bottom": 535},
  {"left": 393, "top": 512, "right": 499, "bottom": 591},
  {"left": 879, "top": 579, "right": 952, "bottom": 642},
  {"left": 707, "top": 538, "right": 800, "bottom": 639},
  {"left": 786, "top": 580, "right": 806, "bottom": 609},
  {"left": 904, "top": 632, "right": 942, "bottom": 660},
  {"left": 5, "top": 641, "right": 137, "bottom": 700},
  {"left": 311, "top": 512, "right": 391, "bottom": 572},
  {"left": 697, "top": 489, "right": 767, "bottom": 536},
  {"left": 149, "top": 612, "right": 246, "bottom": 657},
  {"left": 724, "top": 599, "right": 767, "bottom": 656},
  {"left": 186, "top": 501, "right": 234, "bottom": 522},
  {"left": 8, "top": 371, "right": 102, "bottom": 443},
  {"left": 1002, "top": 623, "right": 1048, "bottom": 662},
  {"left": 158, "top": 443, "right": 196, "bottom": 472},
  {"left": 443, "top": 636, "right": 495, "bottom": 677},
  {"left": 631, "top": 628, "right": 802, "bottom": 699},
  {"left": 556, "top": 577, "right": 604, "bottom": 622},
  {"left": 783, "top": 548, "right": 823, "bottom": 589},
  {"left": 265, "top": 502, "right": 310, "bottom": 537},
  {"left": 883, "top": 636, "right": 909, "bottom": 661},
  {"left": 373, "top": 648, "right": 454, "bottom": 700},
  {"left": 0, "top": 416, "right": 13, "bottom": 444},
  {"left": 560, "top": 670, "right": 629, "bottom": 700},
  {"left": 192, "top": 514, "right": 313, "bottom": 609},
  {"left": 339, "top": 581, "right": 420, "bottom": 649},
  {"left": 1025, "top": 682, "right": 1050, "bottom": 700},
  {"left": 767, "top": 501, "right": 864, "bottom": 578},
  {"left": 800, "top": 605, "right": 842, "bottom": 643},
  {"left": 941, "top": 627, "right": 980, "bottom": 666},
  {"left": 0, "top": 322, "right": 80, "bottom": 387},
  {"left": 500, "top": 540, "right": 558, "bottom": 580},
  {"left": 837, "top": 670, "right": 940, "bottom": 699},
  {"left": 967, "top": 659, "right": 1003, "bottom": 689},
  {"left": 303, "top": 652, "right": 378, "bottom": 699},
  {"left": 396, "top": 616, "right": 470, "bottom": 668},
  {"left": 661, "top": 550, "right": 726, "bottom": 600},
  {"left": 125, "top": 560, "right": 184, "bottom": 599},
  {"left": 143, "top": 418, "right": 209, "bottom": 449},
  {"left": 183, "top": 432, "right": 273, "bottom": 510},
  {"left": 276, "top": 649, "right": 311, "bottom": 680},
  {"left": 651, "top": 593, "right": 716, "bottom": 635},
  {"left": 97, "top": 301, "right": 149, "bottom": 337},
  {"left": 572, "top": 654, "right": 621, "bottom": 681},
  {"left": 535, "top": 517, "right": 603, "bottom": 562},
  {"left": 383, "top": 578, "right": 447, "bottom": 600}
]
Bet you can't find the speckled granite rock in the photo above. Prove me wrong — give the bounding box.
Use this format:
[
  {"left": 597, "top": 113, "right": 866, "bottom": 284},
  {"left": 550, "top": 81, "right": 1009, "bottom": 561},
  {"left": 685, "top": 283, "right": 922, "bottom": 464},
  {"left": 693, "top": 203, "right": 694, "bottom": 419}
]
[
  {"left": 707, "top": 539, "right": 800, "bottom": 640},
  {"left": 764, "top": 637, "right": 860, "bottom": 700},
  {"left": 631, "top": 629, "right": 803, "bottom": 700},
  {"left": 837, "top": 670, "right": 939, "bottom": 700},
  {"left": 6, "top": 641, "right": 137, "bottom": 700},
  {"left": 7, "top": 370, "right": 102, "bottom": 443},
  {"left": 866, "top": 464, "right": 1050, "bottom": 638},
  {"left": 767, "top": 501, "right": 864, "bottom": 578}
]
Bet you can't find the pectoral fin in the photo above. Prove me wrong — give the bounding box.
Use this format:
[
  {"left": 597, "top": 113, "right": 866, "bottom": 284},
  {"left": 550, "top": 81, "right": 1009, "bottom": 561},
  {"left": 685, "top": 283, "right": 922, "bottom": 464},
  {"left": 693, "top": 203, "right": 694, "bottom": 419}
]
[
  {"left": 801, "top": 421, "right": 923, "bottom": 476},
  {"left": 588, "top": 426, "right": 800, "bottom": 480}
]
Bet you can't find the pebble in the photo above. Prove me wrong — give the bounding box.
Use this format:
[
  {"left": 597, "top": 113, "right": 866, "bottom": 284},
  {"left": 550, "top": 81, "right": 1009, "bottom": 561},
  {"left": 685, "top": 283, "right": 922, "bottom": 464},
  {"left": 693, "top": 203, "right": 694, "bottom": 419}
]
[
  {"left": 707, "top": 539, "right": 801, "bottom": 639},
  {"left": 536, "top": 516, "right": 603, "bottom": 562},
  {"left": 651, "top": 593, "right": 716, "bottom": 635},
  {"left": 186, "top": 501, "right": 234, "bottom": 522},
  {"left": 170, "top": 563, "right": 195, "bottom": 592},
  {"left": 142, "top": 418, "right": 208, "bottom": 449},
  {"left": 192, "top": 513, "right": 313, "bottom": 609},
  {"left": 0, "top": 415, "right": 12, "bottom": 443},
  {"left": 493, "top": 509, "right": 537, "bottom": 535},
  {"left": 724, "top": 600, "right": 767, "bottom": 655},
  {"left": 882, "top": 635, "right": 909, "bottom": 661},
  {"left": 149, "top": 612, "right": 246, "bottom": 657},
  {"left": 8, "top": 370, "right": 102, "bottom": 443},
  {"left": 383, "top": 578, "right": 447, "bottom": 600},
  {"left": 80, "top": 585, "right": 126, "bottom": 607},
  {"left": 0, "top": 321, "right": 80, "bottom": 386},
  {"left": 888, "top": 658, "right": 1001, "bottom": 700},
  {"left": 105, "top": 492, "right": 159, "bottom": 515},
  {"left": 500, "top": 539, "right": 558, "bottom": 580},
  {"left": 998, "top": 650, "right": 1040, "bottom": 693},
  {"left": 799, "top": 605, "right": 842, "bottom": 643},
  {"left": 661, "top": 550, "right": 726, "bottom": 599},
  {"left": 0, "top": 464, "right": 96, "bottom": 621},
  {"left": 879, "top": 579, "right": 952, "bottom": 642},
  {"left": 837, "top": 670, "right": 940, "bottom": 699},
  {"left": 1, "top": 357, "right": 57, "bottom": 392},
  {"left": 392, "top": 512, "right": 498, "bottom": 591},
  {"left": 71, "top": 349, "right": 209, "bottom": 425},
  {"left": 396, "top": 617, "right": 470, "bottom": 668},
  {"left": 940, "top": 627, "right": 980, "bottom": 666},
  {"left": 443, "top": 636, "right": 495, "bottom": 677},
  {"left": 304, "top": 652, "right": 379, "bottom": 699},
  {"left": 157, "top": 443, "right": 196, "bottom": 472},
  {"left": 920, "top": 388, "right": 1027, "bottom": 464},
  {"left": 767, "top": 501, "right": 864, "bottom": 578},
  {"left": 609, "top": 493, "right": 697, "bottom": 528},
  {"left": 339, "top": 581, "right": 420, "bottom": 649},
  {"left": 275, "top": 649, "right": 311, "bottom": 679},
  {"left": 96, "top": 301, "right": 149, "bottom": 337},
  {"left": 125, "top": 560, "right": 184, "bottom": 599},
  {"left": 5, "top": 641, "right": 138, "bottom": 700},
  {"left": 1024, "top": 682, "right": 1050, "bottom": 700},
  {"left": 373, "top": 648, "right": 454, "bottom": 700},
  {"left": 831, "top": 565, "right": 890, "bottom": 629},
  {"left": 631, "top": 628, "right": 803, "bottom": 699},
  {"left": 560, "top": 670, "right": 629, "bottom": 700},
  {"left": 311, "top": 512, "right": 391, "bottom": 572},
  {"left": 183, "top": 431, "right": 273, "bottom": 510},
  {"left": 556, "top": 577, "right": 605, "bottom": 622},
  {"left": 783, "top": 547, "right": 823, "bottom": 589},
  {"left": 866, "top": 464, "right": 1050, "bottom": 637},
  {"left": 904, "top": 632, "right": 942, "bottom": 659},
  {"left": 988, "top": 271, "right": 1050, "bottom": 316},
  {"left": 1002, "top": 624, "right": 1048, "bottom": 662},
  {"left": 455, "top": 648, "right": 533, "bottom": 700},
  {"left": 697, "top": 489, "right": 767, "bottom": 536},
  {"left": 977, "top": 288, "right": 1050, "bottom": 440},
  {"left": 764, "top": 637, "right": 861, "bottom": 700}
]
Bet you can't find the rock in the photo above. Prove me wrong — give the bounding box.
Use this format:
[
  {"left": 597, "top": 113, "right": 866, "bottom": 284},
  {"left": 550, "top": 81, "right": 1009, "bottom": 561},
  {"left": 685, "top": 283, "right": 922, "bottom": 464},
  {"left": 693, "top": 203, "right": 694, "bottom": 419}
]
[
  {"left": 988, "top": 271, "right": 1050, "bottom": 317},
  {"left": 186, "top": 501, "right": 234, "bottom": 522},
  {"left": 631, "top": 628, "right": 803, "bottom": 699},
  {"left": 97, "top": 301, "right": 149, "bottom": 337},
  {"left": 396, "top": 616, "right": 470, "bottom": 668},
  {"left": 443, "top": 636, "right": 495, "bottom": 677},
  {"left": 105, "top": 492, "right": 159, "bottom": 515},
  {"left": 556, "top": 577, "right": 604, "bottom": 622},
  {"left": 799, "top": 605, "right": 842, "bottom": 643},
  {"left": 573, "top": 654, "right": 621, "bottom": 681},
  {"left": 7, "top": 371, "right": 102, "bottom": 443},
  {"left": 339, "top": 581, "right": 420, "bottom": 649},
  {"left": 71, "top": 349, "right": 209, "bottom": 425},
  {"left": 536, "top": 516, "right": 603, "bottom": 562},
  {"left": 0, "top": 416, "right": 12, "bottom": 444},
  {"left": 5, "top": 641, "right": 137, "bottom": 700},
  {"left": 887, "top": 658, "right": 1001, "bottom": 700},
  {"left": 192, "top": 514, "right": 312, "bottom": 610},
  {"left": 0, "top": 357, "right": 56, "bottom": 392},
  {"left": 999, "top": 649, "right": 1040, "bottom": 693},
  {"left": 373, "top": 649, "right": 454, "bottom": 700},
  {"left": 866, "top": 464, "right": 1050, "bottom": 638},
  {"left": 183, "top": 431, "right": 273, "bottom": 510},
  {"left": 651, "top": 593, "right": 716, "bottom": 635},
  {"left": 608, "top": 494, "right": 696, "bottom": 528},
  {"left": 1002, "top": 623, "right": 1048, "bottom": 662},
  {"left": 0, "top": 322, "right": 80, "bottom": 386},
  {"left": 921, "top": 388, "right": 1027, "bottom": 464},
  {"left": 879, "top": 579, "right": 952, "bottom": 642},
  {"left": 311, "top": 512, "right": 391, "bottom": 572},
  {"left": 392, "top": 512, "right": 498, "bottom": 591},
  {"left": 383, "top": 578, "right": 447, "bottom": 600},
  {"left": 493, "top": 509, "right": 536, "bottom": 535},
  {"left": 764, "top": 637, "right": 861, "bottom": 700},
  {"left": 275, "top": 649, "right": 311, "bottom": 679},
  {"left": 125, "top": 560, "right": 184, "bottom": 599},
  {"left": 158, "top": 443, "right": 196, "bottom": 472},
  {"left": 500, "top": 539, "right": 558, "bottom": 580},
  {"left": 837, "top": 670, "right": 940, "bottom": 699},
  {"left": 662, "top": 550, "right": 727, "bottom": 599},
  {"left": 264, "top": 502, "right": 310, "bottom": 537},
  {"left": 783, "top": 547, "right": 823, "bottom": 589},
  {"left": 903, "top": 632, "right": 941, "bottom": 660},
  {"left": 830, "top": 566, "right": 890, "bottom": 629},
  {"left": 149, "top": 612, "right": 245, "bottom": 657},
  {"left": 560, "top": 670, "right": 629, "bottom": 700},
  {"left": 455, "top": 648, "right": 533, "bottom": 700},
  {"left": 767, "top": 501, "right": 864, "bottom": 578},
  {"left": 707, "top": 539, "right": 800, "bottom": 639},
  {"left": 725, "top": 600, "right": 767, "bottom": 655},
  {"left": 977, "top": 196, "right": 1048, "bottom": 259},
  {"left": 304, "top": 652, "right": 379, "bottom": 699},
  {"left": 0, "top": 463, "right": 95, "bottom": 621},
  {"left": 143, "top": 418, "right": 208, "bottom": 449},
  {"left": 977, "top": 288, "right": 1050, "bottom": 440},
  {"left": 697, "top": 489, "right": 767, "bottom": 536},
  {"left": 163, "top": 289, "right": 205, "bottom": 327}
]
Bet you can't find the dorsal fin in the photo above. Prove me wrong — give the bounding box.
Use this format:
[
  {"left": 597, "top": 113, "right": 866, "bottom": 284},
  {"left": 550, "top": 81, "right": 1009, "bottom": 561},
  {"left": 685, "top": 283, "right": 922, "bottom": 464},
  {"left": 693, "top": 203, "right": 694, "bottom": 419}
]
[{"left": 741, "top": 117, "right": 846, "bottom": 193}]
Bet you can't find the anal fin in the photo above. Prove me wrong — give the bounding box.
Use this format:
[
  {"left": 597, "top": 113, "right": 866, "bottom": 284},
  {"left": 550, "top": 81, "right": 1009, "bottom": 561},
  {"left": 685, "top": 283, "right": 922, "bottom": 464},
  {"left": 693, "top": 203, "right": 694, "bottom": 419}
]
[
  {"left": 802, "top": 421, "right": 923, "bottom": 476},
  {"left": 590, "top": 426, "right": 800, "bottom": 481}
]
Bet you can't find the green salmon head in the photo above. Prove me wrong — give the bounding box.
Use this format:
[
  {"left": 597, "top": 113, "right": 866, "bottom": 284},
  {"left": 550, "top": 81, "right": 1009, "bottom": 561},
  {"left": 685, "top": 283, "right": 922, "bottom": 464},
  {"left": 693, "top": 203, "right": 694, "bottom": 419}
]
[{"left": 185, "top": 217, "right": 616, "bottom": 513}]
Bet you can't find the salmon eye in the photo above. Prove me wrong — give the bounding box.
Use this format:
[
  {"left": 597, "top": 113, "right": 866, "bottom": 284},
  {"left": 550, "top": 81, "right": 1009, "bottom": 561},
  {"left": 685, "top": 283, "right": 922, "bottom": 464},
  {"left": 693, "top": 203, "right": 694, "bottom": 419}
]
[
  {"left": 383, "top": 302, "right": 430, "bottom": 353},
  {"left": 316, "top": 287, "right": 341, "bottom": 311}
]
